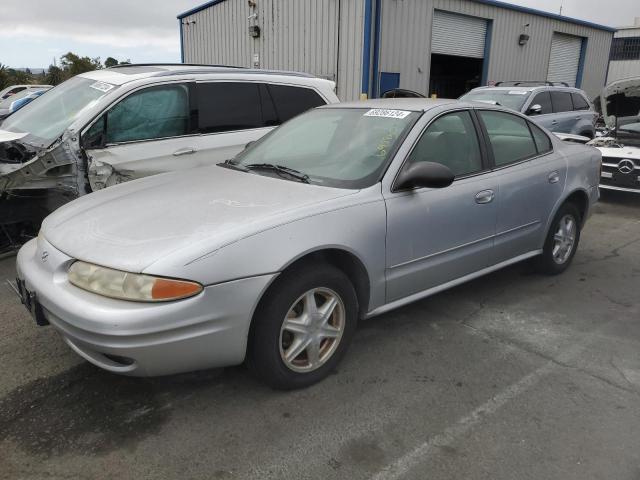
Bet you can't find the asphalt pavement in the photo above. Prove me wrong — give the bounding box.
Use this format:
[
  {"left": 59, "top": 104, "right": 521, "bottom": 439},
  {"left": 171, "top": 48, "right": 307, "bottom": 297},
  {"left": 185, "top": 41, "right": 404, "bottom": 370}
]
[{"left": 1, "top": 191, "right": 639, "bottom": 480}]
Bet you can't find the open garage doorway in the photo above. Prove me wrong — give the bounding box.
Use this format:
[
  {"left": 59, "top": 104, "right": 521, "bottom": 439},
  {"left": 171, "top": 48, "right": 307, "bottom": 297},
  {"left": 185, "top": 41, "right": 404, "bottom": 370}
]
[{"left": 429, "top": 53, "right": 483, "bottom": 98}]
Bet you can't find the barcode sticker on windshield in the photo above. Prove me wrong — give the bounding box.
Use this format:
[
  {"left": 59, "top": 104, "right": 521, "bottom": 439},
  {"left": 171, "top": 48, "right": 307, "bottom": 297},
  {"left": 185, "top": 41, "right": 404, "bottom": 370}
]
[
  {"left": 508, "top": 90, "right": 529, "bottom": 95},
  {"left": 90, "top": 81, "right": 115, "bottom": 93},
  {"left": 364, "top": 109, "right": 411, "bottom": 119}
]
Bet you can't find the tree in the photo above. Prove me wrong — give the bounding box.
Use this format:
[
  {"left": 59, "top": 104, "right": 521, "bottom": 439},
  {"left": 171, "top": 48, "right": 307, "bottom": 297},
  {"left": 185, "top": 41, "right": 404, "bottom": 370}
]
[
  {"left": 45, "top": 65, "right": 64, "bottom": 86},
  {"left": 59, "top": 52, "right": 102, "bottom": 77},
  {"left": 104, "top": 57, "right": 119, "bottom": 68}
]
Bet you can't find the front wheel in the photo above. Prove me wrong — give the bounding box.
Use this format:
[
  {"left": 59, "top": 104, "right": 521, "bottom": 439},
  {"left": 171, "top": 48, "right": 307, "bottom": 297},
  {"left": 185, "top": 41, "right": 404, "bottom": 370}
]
[
  {"left": 535, "top": 203, "right": 581, "bottom": 275},
  {"left": 247, "top": 264, "right": 358, "bottom": 390}
]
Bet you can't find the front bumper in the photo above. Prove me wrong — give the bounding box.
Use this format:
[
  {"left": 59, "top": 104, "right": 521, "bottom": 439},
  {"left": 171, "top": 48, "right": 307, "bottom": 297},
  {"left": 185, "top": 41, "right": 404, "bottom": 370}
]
[{"left": 16, "top": 238, "right": 276, "bottom": 376}]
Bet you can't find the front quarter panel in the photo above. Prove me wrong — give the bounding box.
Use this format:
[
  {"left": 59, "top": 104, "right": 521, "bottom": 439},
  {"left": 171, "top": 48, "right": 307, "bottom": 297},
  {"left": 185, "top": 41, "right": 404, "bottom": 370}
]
[{"left": 145, "top": 187, "right": 388, "bottom": 313}]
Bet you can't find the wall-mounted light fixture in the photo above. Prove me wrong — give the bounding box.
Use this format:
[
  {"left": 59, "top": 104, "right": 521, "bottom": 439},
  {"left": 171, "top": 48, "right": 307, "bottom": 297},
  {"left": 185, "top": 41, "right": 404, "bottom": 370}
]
[{"left": 519, "top": 23, "right": 530, "bottom": 46}]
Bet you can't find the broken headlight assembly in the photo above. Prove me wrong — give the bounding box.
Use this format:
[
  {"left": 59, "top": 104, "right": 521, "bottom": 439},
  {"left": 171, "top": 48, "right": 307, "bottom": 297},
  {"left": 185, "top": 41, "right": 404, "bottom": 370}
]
[{"left": 67, "top": 261, "right": 203, "bottom": 302}]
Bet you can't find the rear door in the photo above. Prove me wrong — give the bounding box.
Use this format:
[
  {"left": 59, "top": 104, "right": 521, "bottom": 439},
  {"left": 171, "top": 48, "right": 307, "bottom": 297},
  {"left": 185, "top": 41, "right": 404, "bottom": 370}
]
[
  {"left": 476, "top": 109, "right": 565, "bottom": 263},
  {"left": 550, "top": 91, "right": 575, "bottom": 133}
]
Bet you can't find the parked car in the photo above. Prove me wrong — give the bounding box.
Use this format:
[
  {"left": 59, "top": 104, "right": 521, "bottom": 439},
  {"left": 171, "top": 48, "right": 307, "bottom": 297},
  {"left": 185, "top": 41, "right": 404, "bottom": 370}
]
[
  {"left": 15, "top": 99, "right": 601, "bottom": 389},
  {"left": 0, "top": 87, "right": 51, "bottom": 121},
  {"left": 588, "top": 77, "right": 640, "bottom": 193},
  {"left": 0, "top": 64, "right": 339, "bottom": 250},
  {"left": 0, "top": 84, "right": 52, "bottom": 101},
  {"left": 460, "top": 82, "right": 598, "bottom": 138}
]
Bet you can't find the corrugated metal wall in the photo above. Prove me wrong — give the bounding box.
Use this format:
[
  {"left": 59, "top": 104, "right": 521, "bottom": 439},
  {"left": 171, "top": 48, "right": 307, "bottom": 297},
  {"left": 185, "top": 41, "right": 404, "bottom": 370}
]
[
  {"left": 378, "top": 0, "right": 613, "bottom": 99},
  {"left": 180, "top": 0, "right": 365, "bottom": 101}
]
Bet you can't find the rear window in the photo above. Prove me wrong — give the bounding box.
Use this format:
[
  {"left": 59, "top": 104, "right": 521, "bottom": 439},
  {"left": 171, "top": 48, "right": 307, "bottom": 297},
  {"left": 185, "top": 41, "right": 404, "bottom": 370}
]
[
  {"left": 551, "top": 92, "right": 573, "bottom": 113},
  {"left": 267, "top": 84, "right": 326, "bottom": 123},
  {"left": 198, "top": 82, "right": 263, "bottom": 133},
  {"left": 529, "top": 122, "right": 553, "bottom": 154},
  {"left": 571, "top": 93, "right": 590, "bottom": 111}
]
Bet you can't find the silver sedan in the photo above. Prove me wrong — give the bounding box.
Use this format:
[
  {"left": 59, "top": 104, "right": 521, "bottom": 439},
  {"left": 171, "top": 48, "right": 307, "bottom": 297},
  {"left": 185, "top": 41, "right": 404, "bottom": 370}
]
[{"left": 16, "top": 99, "right": 601, "bottom": 389}]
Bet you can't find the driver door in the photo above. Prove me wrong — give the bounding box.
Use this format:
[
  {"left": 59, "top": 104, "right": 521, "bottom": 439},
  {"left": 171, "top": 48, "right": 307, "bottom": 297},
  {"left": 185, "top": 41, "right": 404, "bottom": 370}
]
[{"left": 383, "top": 109, "right": 498, "bottom": 303}]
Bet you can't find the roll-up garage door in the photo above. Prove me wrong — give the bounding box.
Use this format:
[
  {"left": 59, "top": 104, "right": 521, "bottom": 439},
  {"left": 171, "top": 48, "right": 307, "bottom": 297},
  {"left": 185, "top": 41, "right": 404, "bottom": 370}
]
[
  {"left": 431, "top": 10, "right": 487, "bottom": 58},
  {"left": 547, "top": 33, "right": 583, "bottom": 86}
]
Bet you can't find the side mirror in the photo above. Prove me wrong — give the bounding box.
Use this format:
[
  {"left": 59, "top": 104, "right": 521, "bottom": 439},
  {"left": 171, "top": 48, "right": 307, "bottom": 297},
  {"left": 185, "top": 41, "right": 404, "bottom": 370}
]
[
  {"left": 395, "top": 162, "right": 455, "bottom": 191},
  {"left": 528, "top": 104, "right": 542, "bottom": 115}
]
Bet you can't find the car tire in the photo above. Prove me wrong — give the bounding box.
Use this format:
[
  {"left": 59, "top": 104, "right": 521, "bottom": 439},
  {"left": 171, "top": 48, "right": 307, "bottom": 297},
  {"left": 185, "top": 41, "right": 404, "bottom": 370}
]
[
  {"left": 535, "top": 202, "right": 582, "bottom": 275},
  {"left": 247, "top": 263, "right": 358, "bottom": 390}
]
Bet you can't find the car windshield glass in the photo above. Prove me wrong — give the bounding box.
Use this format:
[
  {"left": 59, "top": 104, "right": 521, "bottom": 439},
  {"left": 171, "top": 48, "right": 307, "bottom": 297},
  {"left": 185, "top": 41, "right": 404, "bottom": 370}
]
[
  {"left": 460, "top": 90, "right": 531, "bottom": 111},
  {"left": 230, "top": 107, "right": 420, "bottom": 189},
  {"left": 1, "top": 76, "right": 117, "bottom": 146}
]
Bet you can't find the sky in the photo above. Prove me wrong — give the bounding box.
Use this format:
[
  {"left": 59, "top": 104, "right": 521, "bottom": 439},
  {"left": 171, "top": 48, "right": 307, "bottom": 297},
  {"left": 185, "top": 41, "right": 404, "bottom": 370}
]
[{"left": 1, "top": 0, "right": 638, "bottom": 69}]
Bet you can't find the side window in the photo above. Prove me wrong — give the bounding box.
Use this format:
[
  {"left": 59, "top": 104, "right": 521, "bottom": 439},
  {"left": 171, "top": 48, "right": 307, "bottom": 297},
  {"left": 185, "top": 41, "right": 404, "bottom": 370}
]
[
  {"left": 550, "top": 91, "right": 573, "bottom": 113},
  {"left": 571, "top": 93, "right": 590, "bottom": 111},
  {"left": 105, "top": 84, "right": 189, "bottom": 144},
  {"left": 198, "top": 82, "right": 262, "bottom": 133},
  {"left": 479, "top": 110, "right": 538, "bottom": 167},
  {"left": 267, "top": 84, "right": 326, "bottom": 123},
  {"left": 528, "top": 121, "right": 553, "bottom": 154},
  {"left": 83, "top": 115, "right": 106, "bottom": 149},
  {"left": 530, "top": 91, "right": 552, "bottom": 114},
  {"left": 405, "top": 111, "right": 482, "bottom": 177}
]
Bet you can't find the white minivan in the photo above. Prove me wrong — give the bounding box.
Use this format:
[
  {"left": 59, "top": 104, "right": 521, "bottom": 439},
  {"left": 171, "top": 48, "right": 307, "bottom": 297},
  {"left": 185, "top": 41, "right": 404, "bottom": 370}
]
[{"left": 0, "top": 64, "right": 339, "bottom": 246}]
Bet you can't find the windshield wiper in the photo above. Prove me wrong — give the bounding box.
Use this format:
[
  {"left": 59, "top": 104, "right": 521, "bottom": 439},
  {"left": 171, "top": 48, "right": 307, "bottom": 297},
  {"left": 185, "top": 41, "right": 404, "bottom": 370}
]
[{"left": 244, "top": 163, "right": 310, "bottom": 183}]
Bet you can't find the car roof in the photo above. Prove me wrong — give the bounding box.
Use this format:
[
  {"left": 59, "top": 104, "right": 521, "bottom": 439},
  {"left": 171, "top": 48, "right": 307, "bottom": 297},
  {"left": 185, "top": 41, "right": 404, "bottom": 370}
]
[
  {"left": 323, "top": 98, "right": 460, "bottom": 112},
  {"left": 77, "top": 64, "right": 331, "bottom": 87},
  {"left": 469, "top": 85, "right": 585, "bottom": 94}
]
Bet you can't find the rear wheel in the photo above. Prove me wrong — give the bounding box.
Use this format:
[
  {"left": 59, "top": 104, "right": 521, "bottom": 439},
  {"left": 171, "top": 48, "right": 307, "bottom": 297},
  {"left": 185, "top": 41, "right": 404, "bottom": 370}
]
[
  {"left": 247, "top": 264, "right": 358, "bottom": 390},
  {"left": 535, "top": 202, "right": 581, "bottom": 275}
]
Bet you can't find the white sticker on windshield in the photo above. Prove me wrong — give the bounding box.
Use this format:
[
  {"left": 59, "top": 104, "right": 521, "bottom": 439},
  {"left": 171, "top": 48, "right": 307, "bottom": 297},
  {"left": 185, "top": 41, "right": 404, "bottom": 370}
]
[
  {"left": 508, "top": 90, "right": 529, "bottom": 95},
  {"left": 89, "top": 81, "right": 115, "bottom": 93},
  {"left": 364, "top": 109, "right": 411, "bottom": 119}
]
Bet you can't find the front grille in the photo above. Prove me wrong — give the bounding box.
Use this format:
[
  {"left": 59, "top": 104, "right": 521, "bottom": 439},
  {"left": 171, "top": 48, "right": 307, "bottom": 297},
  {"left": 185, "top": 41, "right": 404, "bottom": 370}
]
[{"left": 600, "top": 156, "right": 640, "bottom": 191}]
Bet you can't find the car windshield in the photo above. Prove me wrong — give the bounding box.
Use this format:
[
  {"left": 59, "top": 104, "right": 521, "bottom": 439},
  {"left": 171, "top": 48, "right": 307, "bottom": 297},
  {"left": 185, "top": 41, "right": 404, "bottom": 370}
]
[
  {"left": 460, "top": 90, "right": 531, "bottom": 111},
  {"left": 1, "top": 76, "right": 117, "bottom": 146},
  {"left": 230, "top": 107, "right": 420, "bottom": 189}
]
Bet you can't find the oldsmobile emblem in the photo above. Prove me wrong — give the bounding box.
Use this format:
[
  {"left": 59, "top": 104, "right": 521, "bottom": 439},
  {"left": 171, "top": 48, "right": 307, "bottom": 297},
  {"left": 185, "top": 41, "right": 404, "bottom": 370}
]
[
  {"left": 617, "top": 159, "right": 634, "bottom": 175},
  {"left": 41, "top": 251, "right": 49, "bottom": 262}
]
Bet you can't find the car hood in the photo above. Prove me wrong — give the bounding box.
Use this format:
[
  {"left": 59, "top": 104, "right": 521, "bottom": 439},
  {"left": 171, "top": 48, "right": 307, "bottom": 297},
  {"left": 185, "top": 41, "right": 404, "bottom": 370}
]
[
  {"left": 601, "top": 77, "right": 640, "bottom": 129},
  {"left": 42, "top": 165, "right": 357, "bottom": 272},
  {"left": 0, "top": 129, "right": 28, "bottom": 142}
]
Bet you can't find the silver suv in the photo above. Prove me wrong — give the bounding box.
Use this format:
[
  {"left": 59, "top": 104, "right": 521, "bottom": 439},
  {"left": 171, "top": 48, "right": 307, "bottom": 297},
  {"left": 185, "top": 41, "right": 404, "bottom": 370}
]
[{"left": 460, "top": 82, "right": 597, "bottom": 138}]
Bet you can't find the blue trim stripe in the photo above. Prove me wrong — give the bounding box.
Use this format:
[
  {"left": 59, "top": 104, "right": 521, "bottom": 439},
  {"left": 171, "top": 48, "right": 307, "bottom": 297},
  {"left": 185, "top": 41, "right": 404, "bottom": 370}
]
[
  {"left": 361, "top": 0, "right": 373, "bottom": 95},
  {"left": 179, "top": 19, "right": 185, "bottom": 63},
  {"left": 481, "top": 20, "right": 493, "bottom": 85},
  {"left": 177, "top": 0, "right": 227, "bottom": 19},
  {"left": 178, "top": 0, "right": 617, "bottom": 32},
  {"left": 575, "top": 37, "right": 588, "bottom": 88},
  {"left": 470, "top": 0, "right": 616, "bottom": 32},
  {"left": 371, "top": 0, "right": 382, "bottom": 97}
]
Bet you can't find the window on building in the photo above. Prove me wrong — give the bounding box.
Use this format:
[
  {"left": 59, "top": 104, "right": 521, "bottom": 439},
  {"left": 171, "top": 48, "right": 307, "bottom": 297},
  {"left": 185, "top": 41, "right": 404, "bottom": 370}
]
[
  {"left": 550, "top": 91, "right": 574, "bottom": 113},
  {"left": 479, "top": 110, "right": 538, "bottom": 166},
  {"left": 610, "top": 37, "right": 640, "bottom": 61},
  {"left": 267, "top": 84, "right": 326, "bottom": 123},
  {"left": 105, "top": 84, "right": 190, "bottom": 144},
  {"left": 198, "top": 82, "right": 263, "bottom": 133}
]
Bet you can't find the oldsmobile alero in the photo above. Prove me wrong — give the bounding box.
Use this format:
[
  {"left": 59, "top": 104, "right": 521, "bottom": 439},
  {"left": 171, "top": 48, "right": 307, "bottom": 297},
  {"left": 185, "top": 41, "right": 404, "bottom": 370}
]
[{"left": 16, "top": 99, "right": 601, "bottom": 389}]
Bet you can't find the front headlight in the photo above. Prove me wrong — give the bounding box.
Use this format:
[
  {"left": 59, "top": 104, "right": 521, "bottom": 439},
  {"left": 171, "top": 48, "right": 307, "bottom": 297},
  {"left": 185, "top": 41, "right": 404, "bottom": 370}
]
[{"left": 68, "top": 261, "right": 203, "bottom": 302}]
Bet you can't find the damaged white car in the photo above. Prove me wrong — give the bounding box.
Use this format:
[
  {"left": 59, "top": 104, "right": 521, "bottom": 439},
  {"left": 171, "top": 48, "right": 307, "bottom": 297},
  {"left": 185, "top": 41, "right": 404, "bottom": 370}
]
[
  {"left": 588, "top": 77, "right": 640, "bottom": 193},
  {"left": 0, "top": 64, "right": 338, "bottom": 250}
]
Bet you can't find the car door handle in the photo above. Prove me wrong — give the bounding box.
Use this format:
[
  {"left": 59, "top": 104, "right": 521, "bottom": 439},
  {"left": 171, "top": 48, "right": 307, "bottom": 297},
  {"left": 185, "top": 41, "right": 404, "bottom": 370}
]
[
  {"left": 475, "top": 189, "right": 494, "bottom": 204},
  {"left": 173, "top": 147, "right": 196, "bottom": 156},
  {"left": 551, "top": 120, "right": 558, "bottom": 125},
  {"left": 548, "top": 171, "right": 560, "bottom": 184}
]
